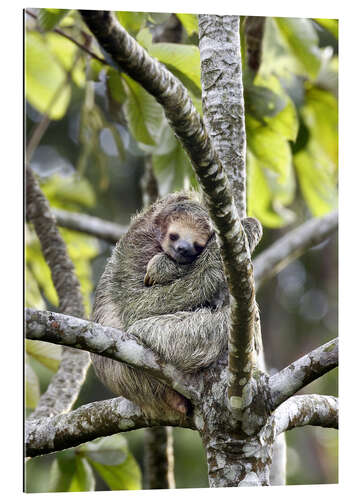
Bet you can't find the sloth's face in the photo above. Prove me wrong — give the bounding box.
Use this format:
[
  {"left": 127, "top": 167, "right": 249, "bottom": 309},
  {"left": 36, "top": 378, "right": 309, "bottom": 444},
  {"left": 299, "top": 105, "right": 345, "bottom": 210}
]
[{"left": 162, "top": 220, "right": 209, "bottom": 264}]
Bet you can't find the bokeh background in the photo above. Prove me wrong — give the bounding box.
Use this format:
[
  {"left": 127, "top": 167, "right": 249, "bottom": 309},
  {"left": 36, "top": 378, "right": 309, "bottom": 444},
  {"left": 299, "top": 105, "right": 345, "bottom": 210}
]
[{"left": 25, "top": 9, "right": 338, "bottom": 491}]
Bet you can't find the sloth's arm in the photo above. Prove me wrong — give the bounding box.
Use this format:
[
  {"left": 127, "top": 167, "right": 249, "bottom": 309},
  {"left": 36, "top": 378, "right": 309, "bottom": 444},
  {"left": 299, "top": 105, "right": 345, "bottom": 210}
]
[{"left": 144, "top": 252, "right": 189, "bottom": 286}]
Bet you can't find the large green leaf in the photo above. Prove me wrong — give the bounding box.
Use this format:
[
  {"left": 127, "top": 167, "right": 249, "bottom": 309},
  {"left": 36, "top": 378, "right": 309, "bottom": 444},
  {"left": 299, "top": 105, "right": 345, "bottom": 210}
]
[
  {"left": 294, "top": 141, "right": 337, "bottom": 216},
  {"left": 176, "top": 13, "right": 198, "bottom": 36},
  {"left": 25, "top": 360, "right": 40, "bottom": 409},
  {"left": 26, "top": 339, "right": 62, "bottom": 372},
  {"left": 301, "top": 87, "right": 338, "bottom": 165},
  {"left": 82, "top": 435, "right": 141, "bottom": 491},
  {"left": 274, "top": 18, "right": 322, "bottom": 79},
  {"left": 26, "top": 31, "right": 71, "bottom": 119},
  {"left": 38, "top": 8, "right": 70, "bottom": 31},
  {"left": 149, "top": 43, "right": 201, "bottom": 93},
  {"left": 49, "top": 451, "right": 95, "bottom": 492},
  {"left": 246, "top": 115, "right": 292, "bottom": 182},
  {"left": 46, "top": 33, "right": 85, "bottom": 87},
  {"left": 314, "top": 18, "right": 338, "bottom": 39},
  {"left": 122, "top": 74, "right": 164, "bottom": 146},
  {"left": 42, "top": 174, "right": 96, "bottom": 209}
]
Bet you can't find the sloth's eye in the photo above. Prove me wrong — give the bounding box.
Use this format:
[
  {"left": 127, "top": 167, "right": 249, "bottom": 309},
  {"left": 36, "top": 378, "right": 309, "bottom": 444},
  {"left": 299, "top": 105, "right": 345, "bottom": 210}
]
[
  {"left": 169, "top": 233, "right": 179, "bottom": 241},
  {"left": 194, "top": 243, "right": 204, "bottom": 253}
]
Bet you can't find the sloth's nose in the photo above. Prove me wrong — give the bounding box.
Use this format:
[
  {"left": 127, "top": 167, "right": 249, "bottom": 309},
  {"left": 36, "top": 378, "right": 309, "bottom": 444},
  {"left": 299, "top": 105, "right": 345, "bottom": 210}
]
[{"left": 177, "top": 240, "right": 193, "bottom": 257}]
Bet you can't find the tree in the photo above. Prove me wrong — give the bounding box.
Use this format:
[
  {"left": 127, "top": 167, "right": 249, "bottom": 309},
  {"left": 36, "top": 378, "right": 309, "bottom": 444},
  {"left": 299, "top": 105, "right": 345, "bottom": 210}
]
[{"left": 25, "top": 8, "right": 338, "bottom": 490}]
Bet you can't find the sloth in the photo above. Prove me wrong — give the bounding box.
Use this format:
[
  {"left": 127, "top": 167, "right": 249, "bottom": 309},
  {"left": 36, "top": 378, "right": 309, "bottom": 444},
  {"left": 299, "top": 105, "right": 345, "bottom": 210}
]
[{"left": 91, "top": 191, "right": 262, "bottom": 416}]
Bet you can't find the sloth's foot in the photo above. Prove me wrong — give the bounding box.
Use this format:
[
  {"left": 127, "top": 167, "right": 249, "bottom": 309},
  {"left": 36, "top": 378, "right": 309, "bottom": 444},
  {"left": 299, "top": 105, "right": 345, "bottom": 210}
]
[{"left": 165, "top": 389, "right": 189, "bottom": 415}]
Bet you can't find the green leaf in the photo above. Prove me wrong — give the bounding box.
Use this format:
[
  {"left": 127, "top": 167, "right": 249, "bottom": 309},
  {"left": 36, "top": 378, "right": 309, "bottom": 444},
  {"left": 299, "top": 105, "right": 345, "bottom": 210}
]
[
  {"left": 247, "top": 150, "right": 295, "bottom": 228},
  {"left": 25, "top": 360, "right": 40, "bottom": 409},
  {"left": 176, "top": 13, "right": 198, "bottom": 36},
  {"left": 122, "top": 75, "right": 164, "bottom": 146},
  {"left": 149, "top": 43, "right": 201, "bottom": 93},
  {"left": 148, "top": 13, "right": 171, "bottom": 24},
  {"left": 294, "top": 141, "right": 337, "bottom": 216},
  {"left": 25, "top": 265, "right": 45, "bottom": 309},
  {"left": 26, "top": 31, "right": 71, "bottom": 119},
  {"left": 82, "top": 435, "right": 141, "bottom": 490},
  {"left": 301, "top": 87, "right": 338, "bottom": 165},
  {"left": 42, "top": 174, "right": 96, "bottom": 209},
  {"left": 314, "top": 18, "right": 338, "bottom": 39},
  {"left": 252, "top": 74, "right": 299, "bottom": 141},
  {"left": 246, "top": 115, "right": 292, "bottom": 182},
  {"left": 46, "top": 33, "right": 85, "bottom": 87},
  {"left": 38, "top": 8, "right": 70, "bottom": 31},
  {"left": 245, "top": 84, "right": 286, "bottom": 120},
  {"left": 136, "top": 27, "right": 153, "bottom": 50},
  {"left": 69, "top": 457, "right": 95, "bottom": 492},
  {"left": 115, "top": 11, "right": 147, "bottom": 35},
  {"left": 26, "top": 339, "right": 62, "bottom": 372},
  {"left": 274, "top": 18, "right": 322, "bottom": 79},
  {"left": 107, "top": 69, "right": 127, "bottom": 105},
  {"left": 48, "top": 451, "right": 95, "bottom": 492},
  {"left": 87, "top": 58, "right": 105, "bottom": 82}
]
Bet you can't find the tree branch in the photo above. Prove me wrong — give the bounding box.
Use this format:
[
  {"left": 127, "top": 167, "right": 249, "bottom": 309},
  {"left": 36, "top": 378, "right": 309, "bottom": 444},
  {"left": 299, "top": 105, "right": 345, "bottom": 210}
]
[
  {"left": 254, "top": 211, "right": 338, "bottom": 290},
  {"left": 269, "top": 338, "right": 338, "bottom": 410},
  {"left": 80, "top": 10, "right": 258, "bottom": 414},
  {"left": 273, "top": 395, "right": 338, "bottom": 436},
  {"left": 25, "top": 309, "right": 197, "bottom": 401},
  {"left": 26, "top": 168, "right": 90, "bottom": 419},
  {"left": 52, "top": 208, "right": 126, "bottom": 244},
  {"left": 198, "top": 14, "right": 258, "bottom": 412},
  {"left": 198, "top": 15, "right": 247, "bottom": 217},
  {"left": 26, "top": 397, "right": 192, "bottom": 458}
]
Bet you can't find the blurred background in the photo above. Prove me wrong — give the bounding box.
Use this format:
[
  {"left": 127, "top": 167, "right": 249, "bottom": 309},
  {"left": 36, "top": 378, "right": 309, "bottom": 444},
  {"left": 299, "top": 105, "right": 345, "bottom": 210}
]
[{"left": 25, "top": 9, "right": 338, "bottom": 491}]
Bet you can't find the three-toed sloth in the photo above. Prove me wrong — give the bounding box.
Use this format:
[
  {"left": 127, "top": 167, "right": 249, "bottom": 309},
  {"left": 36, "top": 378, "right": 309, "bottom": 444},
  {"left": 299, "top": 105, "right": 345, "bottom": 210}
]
[{"left": 91, "top": 191, "right": 262, "bottom": 416}]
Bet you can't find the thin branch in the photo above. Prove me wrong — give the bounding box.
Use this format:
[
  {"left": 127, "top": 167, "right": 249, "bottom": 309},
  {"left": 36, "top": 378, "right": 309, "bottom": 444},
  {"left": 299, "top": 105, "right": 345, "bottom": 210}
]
[
  {"left": 52, "top": 208, "right": 126, "bottom": 243},
  {"left": 25, "top": 9, "right": 107, "bottom": 66},
  {"left": 25, "top": 308, "right": 197, "bottom": 401},
  {"left": 273, "top": 395, "right": 338, "bottom": 436},
  {"left": 26, "top": 168, "right": 90, "bottom": 420},
  {"left": 198, "top": 15, "right": 247, "bottom": 217},
  {"left": 26, "top": 397, "right": 193, "bottom": 458},
  {"left": 254, "top": 211, "right": 338, "bottom": 291},
  {"left": 269, "top": 338, "right": 338, "bottom": 410},
  {"left": 80, "top": 10, "right": 257, "bottom": 414}
]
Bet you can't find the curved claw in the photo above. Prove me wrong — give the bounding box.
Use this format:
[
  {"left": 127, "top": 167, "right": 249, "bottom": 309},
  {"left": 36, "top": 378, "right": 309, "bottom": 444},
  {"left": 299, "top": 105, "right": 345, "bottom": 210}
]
[{"left": 144, "top": 273, "right": 156, "bottom": 287}]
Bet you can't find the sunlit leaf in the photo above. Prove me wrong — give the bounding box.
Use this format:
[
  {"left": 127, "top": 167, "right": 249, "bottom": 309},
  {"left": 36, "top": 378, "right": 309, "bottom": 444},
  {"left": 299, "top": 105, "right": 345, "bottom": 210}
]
[
  {"left": 26, "top": 31, "right": 71, "bottom": 119},
  {"left": 136, "top": 27, "right": 153, "bottom": 49},
  {"left": 301, "top": 86, "right": 338, "bottom": 165},
  {"left": 294, "top": 141, "right": 338, "bottom": 216},
  {"left": 25, "top": 360, "right": 40, "bottom": 409},
  {"left": 246, "top": 115, "right": 292, "bottom": 182},
  {"left": 69, "top": 457, "right": 95, "bottom": 492},
  {"left": 38, "top": 8, "right": 70, "bottom": 31},
  {"left": 42, "top": 174, "right": 96, "bottom": 209},
  {"left": 274, "top": 18, "right": 322, "bottom": 79},
  {"left": 81, "top": 435, "right": 128, "bottom": 466},
  {"left": 314, "top": 18, "right": 338, "bottom": 39},
  {"left": 176, "top": 13, "right": 198, "bottom": 36},
  {"left": 107, "top": 69, "right": 127, "bottom": 105},
  {"left": 26, "top": 339, "right": 62, "bottom": 372},
  {"left": 46, "top": 33, "right": 85, "bottom": 87},
  {"left": 25, "top": 265, "right": 45, "bottom": 309}
]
